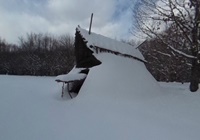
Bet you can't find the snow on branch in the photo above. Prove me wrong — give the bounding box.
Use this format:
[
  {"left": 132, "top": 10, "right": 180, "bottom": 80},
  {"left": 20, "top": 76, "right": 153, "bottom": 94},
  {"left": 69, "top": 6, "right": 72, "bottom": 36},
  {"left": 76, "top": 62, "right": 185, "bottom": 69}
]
[
  {"left": 156, "top": 50, "right": 171, "bottom": 57},
  {"left": 168, "top": 45, "right": 196, "bottom": 59}
]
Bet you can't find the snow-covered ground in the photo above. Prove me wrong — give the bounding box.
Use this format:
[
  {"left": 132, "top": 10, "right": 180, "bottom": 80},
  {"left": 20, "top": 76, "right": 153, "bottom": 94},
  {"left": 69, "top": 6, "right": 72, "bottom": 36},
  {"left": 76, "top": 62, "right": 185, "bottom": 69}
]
[{"left": 1, "top": 53, "right": 200, "bottom": 140}]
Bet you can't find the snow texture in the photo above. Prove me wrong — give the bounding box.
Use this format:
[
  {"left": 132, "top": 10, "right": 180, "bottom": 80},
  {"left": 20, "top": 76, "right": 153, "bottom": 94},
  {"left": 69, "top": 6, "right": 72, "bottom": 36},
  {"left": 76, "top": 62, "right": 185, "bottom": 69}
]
[
  {"left": 55, "top": 67, "right": 86, "bottom": 82},
  {"left": 0, "top": 53, "right": 200, "bottom": 140},
  {"left": 77, "top": 26, "right": 145, "bottom": 61}
]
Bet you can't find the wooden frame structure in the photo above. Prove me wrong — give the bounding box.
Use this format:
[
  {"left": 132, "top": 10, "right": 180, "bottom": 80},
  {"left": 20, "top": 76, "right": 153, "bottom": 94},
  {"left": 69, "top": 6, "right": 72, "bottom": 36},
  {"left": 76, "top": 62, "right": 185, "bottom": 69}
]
[{"left": 55, "top": 79, "right": 74, "bottom": 98}]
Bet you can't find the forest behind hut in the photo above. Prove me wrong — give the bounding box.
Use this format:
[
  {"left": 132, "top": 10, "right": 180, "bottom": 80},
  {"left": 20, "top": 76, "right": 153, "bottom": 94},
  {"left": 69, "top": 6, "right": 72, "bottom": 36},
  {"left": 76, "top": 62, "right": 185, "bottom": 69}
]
[{"left": 0, "top": 33, "right": 74, "bottom": 76}]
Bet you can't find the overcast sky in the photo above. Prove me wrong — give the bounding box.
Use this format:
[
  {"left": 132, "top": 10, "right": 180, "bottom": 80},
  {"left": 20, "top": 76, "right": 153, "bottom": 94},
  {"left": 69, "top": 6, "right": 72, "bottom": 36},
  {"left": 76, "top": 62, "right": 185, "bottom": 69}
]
[{"left": 0, "top": 0, "right": 138, "bottom": 44}]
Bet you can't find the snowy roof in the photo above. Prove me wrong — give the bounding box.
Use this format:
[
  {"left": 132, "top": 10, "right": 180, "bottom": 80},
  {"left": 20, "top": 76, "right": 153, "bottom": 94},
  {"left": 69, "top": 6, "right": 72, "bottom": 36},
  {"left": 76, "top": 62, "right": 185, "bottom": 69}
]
[
  {"left": 77, "top": 27, "right": 145, "bottom": 61},
  {"left": 55, "top": 67, "right": 86, "bottom": 82}
]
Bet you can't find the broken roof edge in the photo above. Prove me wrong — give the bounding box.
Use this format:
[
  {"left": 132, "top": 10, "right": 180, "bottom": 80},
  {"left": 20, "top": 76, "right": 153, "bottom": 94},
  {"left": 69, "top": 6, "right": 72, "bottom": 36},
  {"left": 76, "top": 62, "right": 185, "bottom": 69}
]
[{"left": 76, "top": 26, "right": 145, "bottom": 62}]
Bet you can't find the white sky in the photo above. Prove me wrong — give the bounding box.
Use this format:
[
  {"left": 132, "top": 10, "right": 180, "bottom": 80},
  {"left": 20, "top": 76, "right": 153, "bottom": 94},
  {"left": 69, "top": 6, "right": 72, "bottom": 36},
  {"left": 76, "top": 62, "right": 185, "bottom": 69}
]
[{"left": 0, "top": 0, "right": 138, "bottom": 44}]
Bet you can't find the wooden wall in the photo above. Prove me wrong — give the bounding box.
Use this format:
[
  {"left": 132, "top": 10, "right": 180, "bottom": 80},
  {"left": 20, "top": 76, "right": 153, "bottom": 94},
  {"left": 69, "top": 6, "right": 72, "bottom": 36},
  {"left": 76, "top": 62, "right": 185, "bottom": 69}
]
[{"left": 75, "top": 30, "right": 101, "bottom": 68}]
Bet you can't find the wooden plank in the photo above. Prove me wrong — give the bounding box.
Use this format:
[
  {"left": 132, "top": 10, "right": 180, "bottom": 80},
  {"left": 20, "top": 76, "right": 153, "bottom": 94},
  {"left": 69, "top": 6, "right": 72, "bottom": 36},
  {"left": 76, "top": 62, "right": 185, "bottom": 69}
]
[
  {"left": 61, "top": 82, "right": 64, "bottom": 98},
  {"left": 67, "top": 83, "right": 73, "bottom": 99}
]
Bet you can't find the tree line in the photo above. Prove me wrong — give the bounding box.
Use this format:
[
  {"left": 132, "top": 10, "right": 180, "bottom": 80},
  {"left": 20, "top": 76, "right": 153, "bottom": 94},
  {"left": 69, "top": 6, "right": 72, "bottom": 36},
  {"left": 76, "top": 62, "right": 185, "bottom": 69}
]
[
  {"left": 0, "top": 33, "right": 74, "bottom": 76},
  {"left": 138, "top": 37, "right": 191, "bottom": 83},
  {"left": 133, "top": 0, "right": 200, "bottom": 91}
]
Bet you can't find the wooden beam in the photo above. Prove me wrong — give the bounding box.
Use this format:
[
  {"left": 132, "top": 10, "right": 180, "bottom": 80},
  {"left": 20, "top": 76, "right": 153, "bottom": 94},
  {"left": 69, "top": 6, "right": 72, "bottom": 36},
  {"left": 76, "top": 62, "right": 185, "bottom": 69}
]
[
  {"left": 89, "top": 13, "right": 93, "bottom": 35},
  {"left": 67, "top": 83, "right": 73, "bottom": 99},
  {"left": 61, "top": 82, "right": 64, "bottom": 98}
]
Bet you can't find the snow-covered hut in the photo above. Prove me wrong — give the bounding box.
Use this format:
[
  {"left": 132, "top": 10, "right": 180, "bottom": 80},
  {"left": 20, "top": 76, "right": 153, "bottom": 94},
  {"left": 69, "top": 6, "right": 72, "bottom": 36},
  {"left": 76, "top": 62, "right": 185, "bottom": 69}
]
[
  {"left": 56, "top": 26, "right": 146, "bottom": 97},
  {"left": 75, "top": 26, "right": 146, "bottom": 67}
]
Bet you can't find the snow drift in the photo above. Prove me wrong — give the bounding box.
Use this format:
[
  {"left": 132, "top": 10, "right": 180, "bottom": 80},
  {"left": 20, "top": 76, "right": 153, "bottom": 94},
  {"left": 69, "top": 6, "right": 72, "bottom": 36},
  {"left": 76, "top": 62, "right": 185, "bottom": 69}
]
[
  {"left": 78, "top": 53, "right": 162, "bottom": 100},
  {"left": 0, "top": 54, "right": 200, "bottom": 140}
]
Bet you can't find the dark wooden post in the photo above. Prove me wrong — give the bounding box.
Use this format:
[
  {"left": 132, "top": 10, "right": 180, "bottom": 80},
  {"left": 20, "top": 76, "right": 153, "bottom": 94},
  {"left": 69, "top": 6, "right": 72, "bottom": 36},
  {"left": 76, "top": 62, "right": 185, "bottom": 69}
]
[
  {"left": 89, "top": 13, "right": 93, "bottom": 35},
  {"left": 61, "top": 82, "right": 64, "bottom": 98},
  {"left": 67, "top": 82, "right": 73, "bottom": 99}
]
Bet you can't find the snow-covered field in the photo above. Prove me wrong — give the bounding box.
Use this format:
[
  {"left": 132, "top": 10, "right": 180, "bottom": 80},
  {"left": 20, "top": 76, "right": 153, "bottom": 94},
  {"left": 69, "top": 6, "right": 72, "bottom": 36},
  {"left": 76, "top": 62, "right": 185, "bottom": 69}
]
[{"left": 1, "top": 53, "right": 200, "bottom": 140}]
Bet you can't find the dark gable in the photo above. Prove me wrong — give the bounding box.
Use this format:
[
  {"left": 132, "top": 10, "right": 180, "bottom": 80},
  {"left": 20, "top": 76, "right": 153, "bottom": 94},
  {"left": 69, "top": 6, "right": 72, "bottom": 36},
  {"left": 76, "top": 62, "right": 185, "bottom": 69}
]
[{"left": 75, "top": 29, "right": 102, "bottom": 68}]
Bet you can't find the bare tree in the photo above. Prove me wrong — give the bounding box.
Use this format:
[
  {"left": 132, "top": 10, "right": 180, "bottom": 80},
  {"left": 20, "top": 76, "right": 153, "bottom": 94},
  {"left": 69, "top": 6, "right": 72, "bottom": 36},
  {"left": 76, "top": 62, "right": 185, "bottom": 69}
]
[{"left": 133, "top": 0, "right": 200, "bottom": 91}]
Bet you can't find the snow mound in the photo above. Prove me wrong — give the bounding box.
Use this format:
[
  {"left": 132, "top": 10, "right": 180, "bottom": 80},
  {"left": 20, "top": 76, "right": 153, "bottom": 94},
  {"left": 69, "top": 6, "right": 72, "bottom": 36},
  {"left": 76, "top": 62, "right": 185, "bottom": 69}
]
[{"left": 78, "top": 53, "right": 162, "bottom": 100}]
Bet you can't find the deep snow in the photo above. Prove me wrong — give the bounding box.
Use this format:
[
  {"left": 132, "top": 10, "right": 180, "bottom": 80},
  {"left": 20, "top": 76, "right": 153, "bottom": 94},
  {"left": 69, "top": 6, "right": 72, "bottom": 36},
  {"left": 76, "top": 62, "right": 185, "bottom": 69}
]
[{"left": 0, "top": 53, "right": 200, "bottom": 140}]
